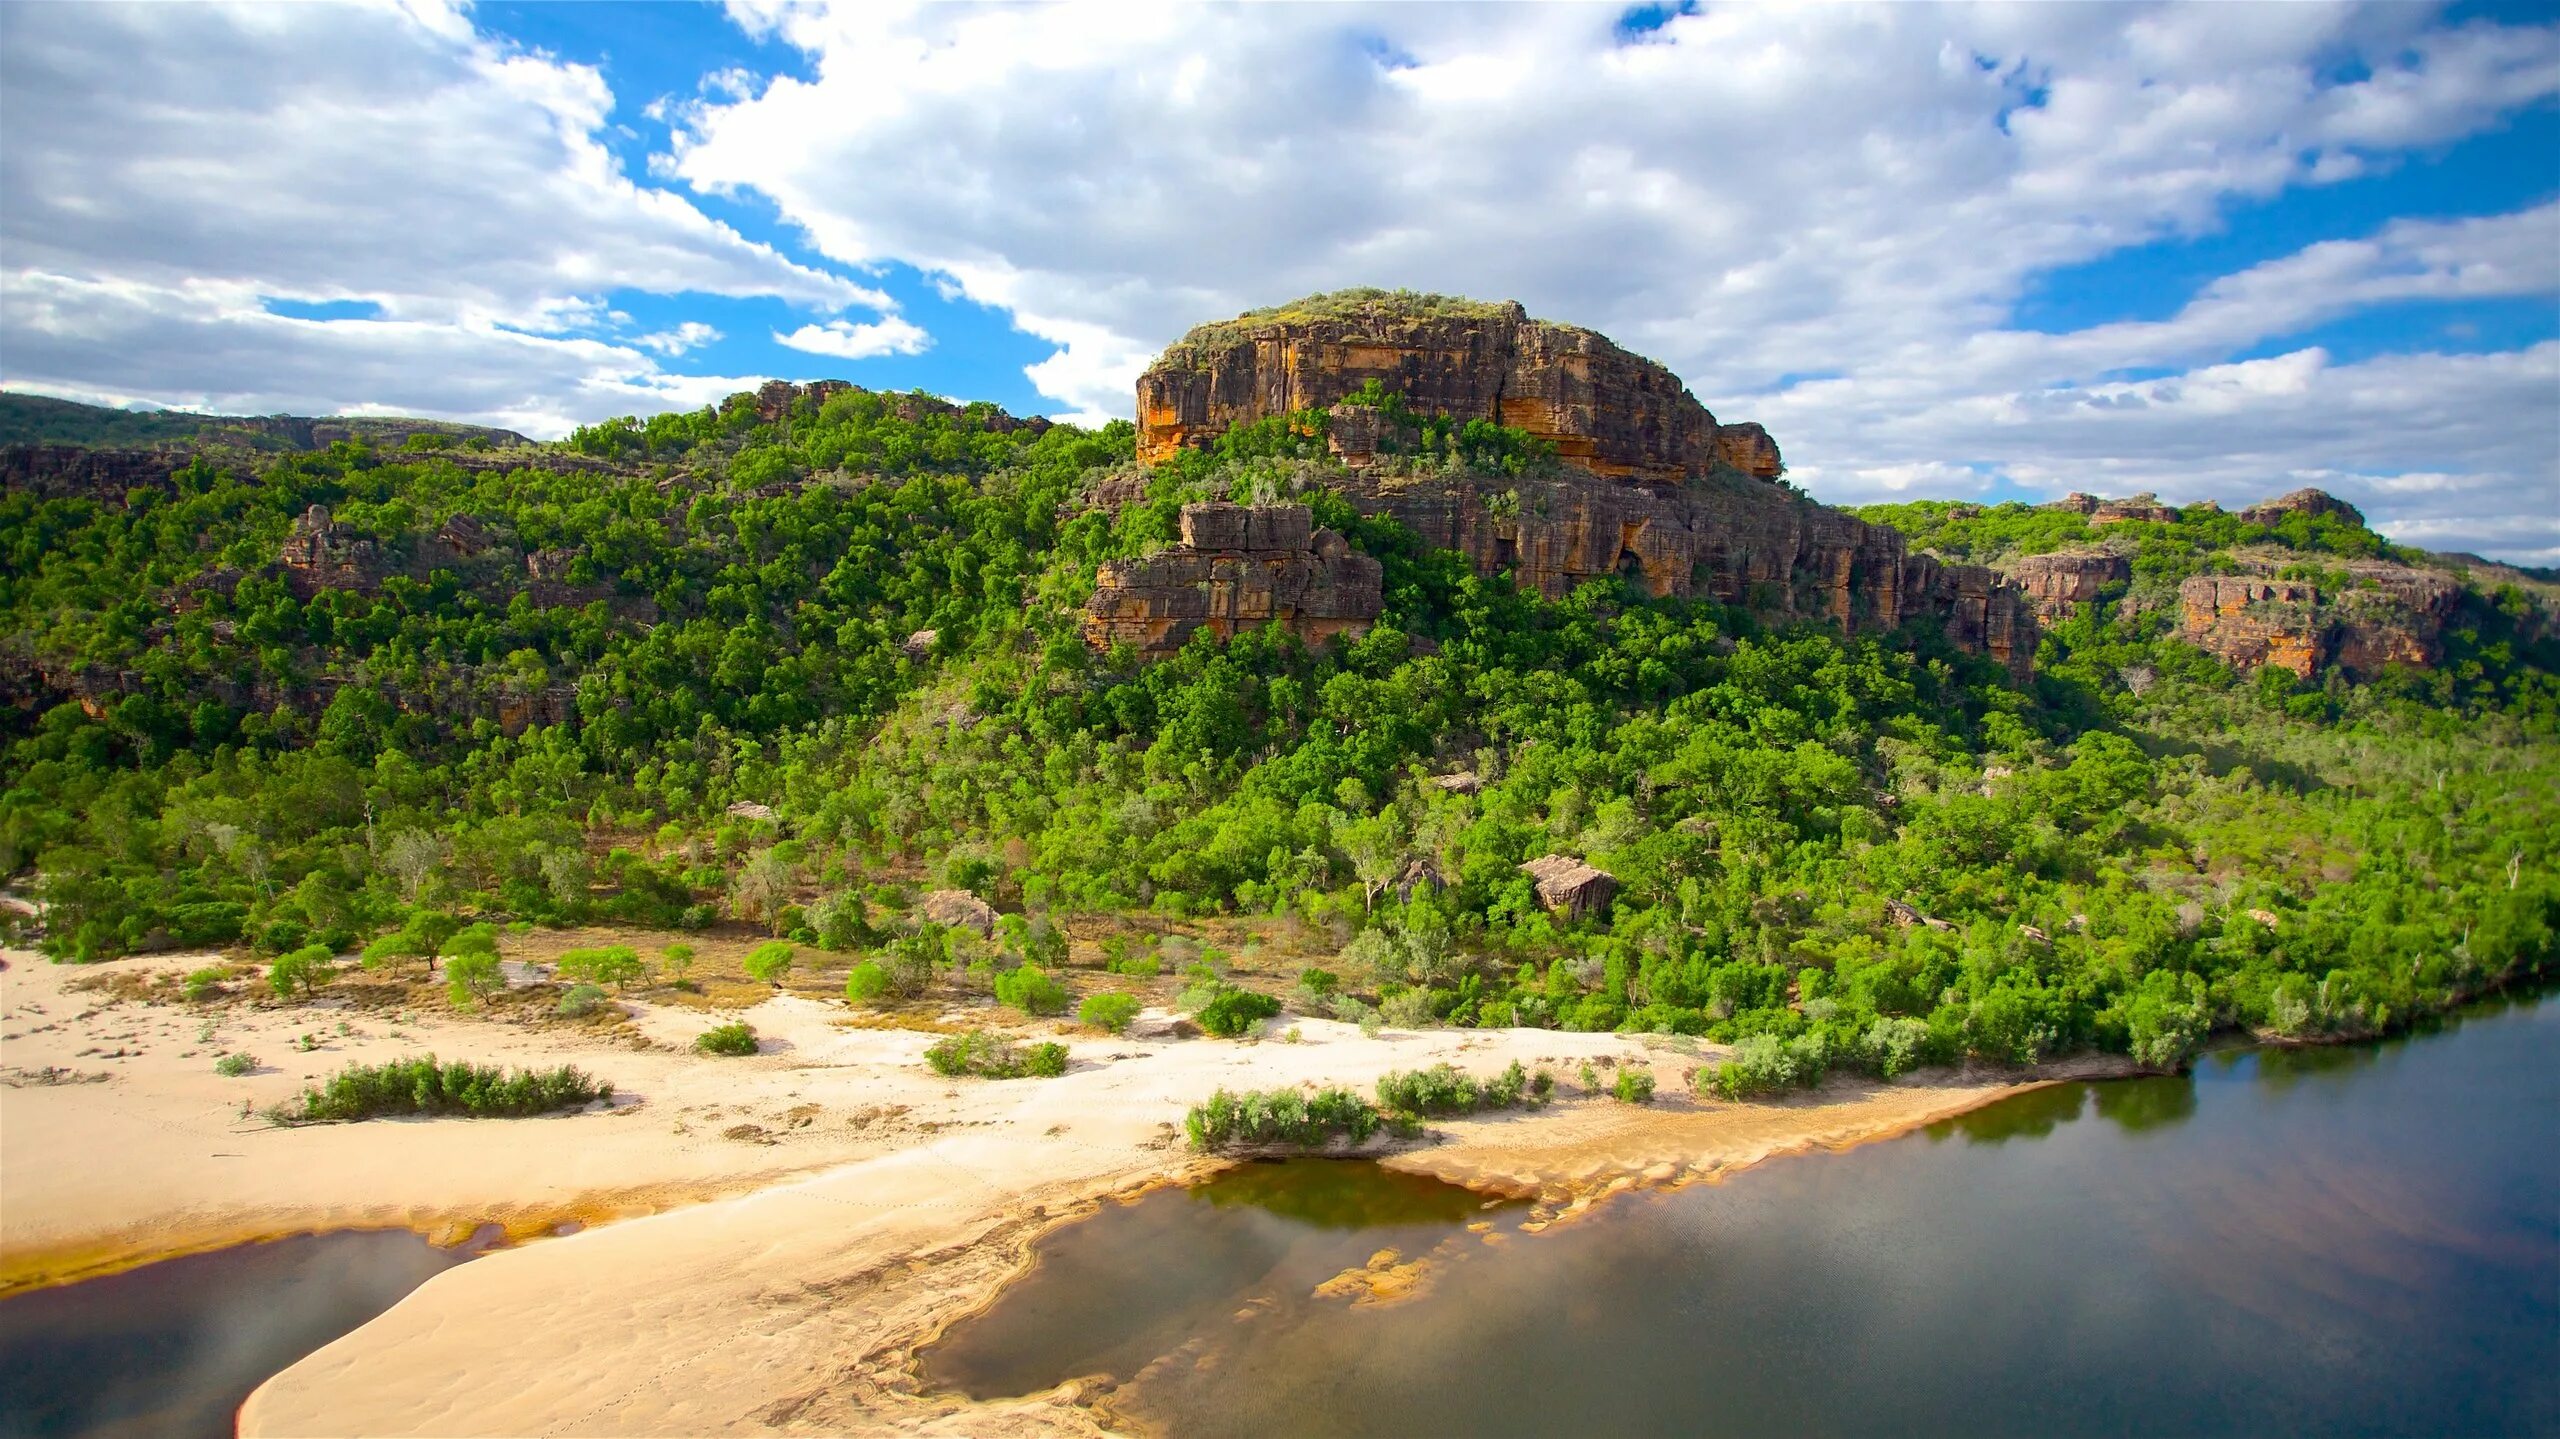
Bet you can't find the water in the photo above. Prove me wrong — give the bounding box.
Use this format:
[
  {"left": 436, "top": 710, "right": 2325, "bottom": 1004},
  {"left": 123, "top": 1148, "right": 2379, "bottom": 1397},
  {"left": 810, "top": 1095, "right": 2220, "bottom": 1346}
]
[
  {"left": 0, "top": 1229, "right": 488, "bottom": 1439},
  {"left": 925, "top": 995, "right": 2560, "bottom": 1436}
]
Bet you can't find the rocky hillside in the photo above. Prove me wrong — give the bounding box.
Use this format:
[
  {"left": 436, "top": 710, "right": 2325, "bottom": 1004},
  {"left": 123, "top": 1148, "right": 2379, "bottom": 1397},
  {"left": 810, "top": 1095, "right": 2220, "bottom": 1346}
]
[
  {"left": 1858, "top": 487, "right": 2557, "bottom": 682},
  {"left": 1111, "top": 290, "right": 2034, "bottom": 679}
]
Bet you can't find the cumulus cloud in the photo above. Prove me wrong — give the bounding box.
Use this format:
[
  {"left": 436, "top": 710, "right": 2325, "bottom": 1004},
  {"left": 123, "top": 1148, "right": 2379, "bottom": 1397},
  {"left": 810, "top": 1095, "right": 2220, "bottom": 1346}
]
[
  {"left": 774, "top": 316, "right": 932, "bottom": 360},
  {"left": 634, "top": 321, "right": 725, "bottom": 356},
  {"left": 0, "top": 0, "right": 860, "bottom": 430},
  {"left": 671, "top": 0, "right": 2559, "bottom": 558}
]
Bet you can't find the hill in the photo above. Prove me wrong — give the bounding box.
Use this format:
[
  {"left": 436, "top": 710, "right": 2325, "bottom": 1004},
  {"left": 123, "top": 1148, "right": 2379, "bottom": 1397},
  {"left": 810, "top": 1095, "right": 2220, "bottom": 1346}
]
[
  {"left": 0, "top": 391, "right": 533, "bottom": 453},
  {"left": 2, "top": 294, "right": 2553, "bottom": 1086}
]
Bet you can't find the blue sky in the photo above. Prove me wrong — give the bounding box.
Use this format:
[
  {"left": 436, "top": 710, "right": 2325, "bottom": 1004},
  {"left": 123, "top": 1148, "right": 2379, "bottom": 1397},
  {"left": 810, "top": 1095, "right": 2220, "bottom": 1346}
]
[{"left": 2, "top": 1, "right": 2554, "bottom": 560}]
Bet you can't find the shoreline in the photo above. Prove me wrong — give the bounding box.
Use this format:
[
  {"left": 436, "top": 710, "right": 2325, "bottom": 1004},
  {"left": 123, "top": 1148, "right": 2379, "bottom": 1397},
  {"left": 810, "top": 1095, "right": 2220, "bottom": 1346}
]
[{"left": 0, "top": 947, "right": 2154, "bottom": 1435}]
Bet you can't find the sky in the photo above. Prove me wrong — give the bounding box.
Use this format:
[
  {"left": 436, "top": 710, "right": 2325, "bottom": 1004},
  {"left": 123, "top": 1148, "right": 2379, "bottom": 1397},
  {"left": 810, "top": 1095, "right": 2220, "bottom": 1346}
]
[{"left": 1, "top": 1, "right": 2554, "bottom": 562}]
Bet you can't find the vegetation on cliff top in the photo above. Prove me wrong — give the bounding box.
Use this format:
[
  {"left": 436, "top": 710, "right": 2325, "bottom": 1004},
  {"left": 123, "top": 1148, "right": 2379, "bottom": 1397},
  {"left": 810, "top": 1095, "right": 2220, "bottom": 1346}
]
[{"left": 3, "top": 376, "right": 2554, "bottom": 1088}]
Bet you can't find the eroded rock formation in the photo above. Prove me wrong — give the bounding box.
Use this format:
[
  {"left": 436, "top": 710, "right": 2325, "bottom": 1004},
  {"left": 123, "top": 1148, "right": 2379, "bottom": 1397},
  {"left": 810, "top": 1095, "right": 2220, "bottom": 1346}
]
[
  {"left": 2008, "top": 550, "right": 2132, "bottom": 621},
  {"left": 2241, "top": 487, "right": 2366, "bottom": 528},
  {"left": 1136, "top": 300, "right": 1736, "bottom": 482},
  {"left": 1085, "top": 502, "right": 1383, "bottom": 658},
  {"left": 2178, "top": 562, "right": 2462, "bottom": 677},
  {"left": 1120, "top": 294, "right": 2034, "bottom": 678}
]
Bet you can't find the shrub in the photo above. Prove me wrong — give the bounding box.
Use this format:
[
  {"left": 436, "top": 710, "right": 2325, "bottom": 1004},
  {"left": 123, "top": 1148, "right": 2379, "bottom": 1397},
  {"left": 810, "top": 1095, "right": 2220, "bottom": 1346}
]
[
  {"left": 845, "top": 961, "right": 890, "bottom": 1002},
  {"left": 882, "top": 930, "right": 943, "bottom": 997},
  {"left": 267, "top": 945, "right": 336, "bottom": 1000},
  {"left": 695, "top": 1021, "right": 759, "bottom": 1056},
  {"left": 214, "top": 1052, "right": 257, "bottom": 1077},
  {"left": 743, "top": 941, "right": 795, "bottom": 985},
  {"left": 444, "top": 949, "right": 503, "bottom": 1008},
  {"left": 267, "top": 1056, "right": 608, "bottom": 1123},
  {"left": 1078, "top": 990, "right": 1142, "bottom": 1033},
  {"left": 1293, "top": 967, "right": 1341, "bottom": 1008},
  {"left": 1862, "top": 1016, "right": 1931, "bottom": 1079},
  {"left": 1703, "top": 1032, "right": 1829, "bottom": 1100},
  {"left": 660, "top": 942, "right": 697, "bottom": 984},
  {"left": 1377, "top": 987, "right": 1438, "bottom": 1030},
  {"left": 923, "top": 1028, "right": 1065, "bottom": 1079},
  {"left": 993, "top": 964, "right": 1069, "bottom": 1017},
  {"left": 1612, "top": 1067, "right": 1657, "bottom": 1104},
  {"left": 1194, "top": 986, "right": 1282, "bottom": 1038},
  {"left": 557, "top": 944, "right": 645, "bottom": 990},
  {"left": 1185, "top": 1086, "right": 1382, "bottom": 1151},
  {"left": 557, "top": 983, "right": 608, "bottom": 1018},
  {"left": 183, "top": 966, "right": 227, "bottom": 1003}
]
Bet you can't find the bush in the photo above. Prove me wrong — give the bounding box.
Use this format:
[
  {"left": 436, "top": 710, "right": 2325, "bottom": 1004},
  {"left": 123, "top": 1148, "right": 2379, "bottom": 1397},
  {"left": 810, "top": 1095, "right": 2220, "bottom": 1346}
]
[
  {"left": 743, "top": 941, "right": 795, "bottom": 985},
  {"left": 1862, "top": 1016, "right": 1931, "bottom": 1079},
  {"left": 1703, "top": 1032, "right": 1829, "bottom": 1100},
  {"left": 444, "top": 949, "right": 503, "bottom": 1008},
  {"left": 1376, "top": 1060, "right": 1537, "bottom": 1117},
  {"left": 923, "top": 1028, "right": 1065, "bottom": 1079},
  {"left": 557, "top": 944, "right": 645, "bottom": 990},
  {"left": 1194, "top": 986, "right": 1282, "bottom": 1038},
  {"left": 1078, "top": 990, "right": 1142, "bottom": 1033},
  {"left": 993, "top": 964, "right": 1069, "bottom": 1017},
  {"left": 267, "top": 1056, "right": 608, "bottom": 1123},
  {"left": 214, "top": 1052, "right": 256, "bottom": 1077},
  {"left": 695, "top": 1021, "right": 758, "bottom": 1056},
  {"left": 183, "top": 966, "right": 227, "bottom": 1003},
  {"left": 1612, "top": 1067, "right": 1657, "bottom": 1104},
  {"left": 660, "top": 942, "right": 696, "bottom": 985},
  {"left": 1185, "top": 1086, "right": 1382, "bottom": 1151},
  {"left": 267, "top": 945, "right": 336, "bottom": 1000},
  {"left": 1377, "top": 987, "right": 1439, "bottom": 1030},
  {"left": 557, "top": 983, "right": 608, "bottom": 1018},
  {"left": 1293, "top": 967, "right": 1341, "bottom": 1008},
  {"left": 845, "top": 961, "right": 890, "bottom": 1002}
]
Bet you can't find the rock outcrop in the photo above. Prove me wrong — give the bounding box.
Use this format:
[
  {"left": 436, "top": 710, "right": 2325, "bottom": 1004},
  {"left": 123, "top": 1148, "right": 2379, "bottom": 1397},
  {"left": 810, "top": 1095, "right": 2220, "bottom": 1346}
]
[
  {"left": 0, "top": 445, "right": 179, "bottom": 503},
  {"left": 1122, "top": 293, "right": 2033, "bottom": 678},
  {"left": 1085, "top": 502, "right": 1383, "bottom": 658},
  {"left": 278, "top": 504, "right": 390, "bottom": 598},
  {"left": 2241, "top": 487, "right": 2365, "bottom": 528},
  {"left": 2178, "top": 562, "right": 2462, "bottom": 677},
  {"left": 2008, "top": 550, "right": 2131, "bottom": 621},
  {"left": 1136, "top": 298, "right": 1734, "bottom": 482}
]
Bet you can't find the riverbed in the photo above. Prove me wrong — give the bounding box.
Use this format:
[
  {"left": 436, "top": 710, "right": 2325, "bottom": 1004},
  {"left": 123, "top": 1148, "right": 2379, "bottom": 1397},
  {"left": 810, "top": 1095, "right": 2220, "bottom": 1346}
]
[{"left": 925, "top": 994, "right": 2560, "bottom": 1436}]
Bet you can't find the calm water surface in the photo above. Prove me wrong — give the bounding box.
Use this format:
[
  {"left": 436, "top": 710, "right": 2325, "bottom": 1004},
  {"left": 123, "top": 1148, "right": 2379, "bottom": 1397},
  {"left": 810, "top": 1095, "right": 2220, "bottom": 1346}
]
[
  {"left": 925, "top": 994, "right": 2560, "bottom": 1436},
  {"left": 0, "top": 1228, "right": 486, "bottom": 1439}
]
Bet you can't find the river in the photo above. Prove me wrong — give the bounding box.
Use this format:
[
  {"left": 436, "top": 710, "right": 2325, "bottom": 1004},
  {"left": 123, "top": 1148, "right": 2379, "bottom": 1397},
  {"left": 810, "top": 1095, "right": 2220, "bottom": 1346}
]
[{"left": 923, "top": 993, "right": 2560, "bottom": 1436}]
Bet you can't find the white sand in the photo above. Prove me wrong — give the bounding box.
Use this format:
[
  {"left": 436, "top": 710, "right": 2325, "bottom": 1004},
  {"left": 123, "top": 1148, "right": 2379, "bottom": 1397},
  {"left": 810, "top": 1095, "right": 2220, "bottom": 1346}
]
[{"left": 0, "top": 949, "right": 2044, "bottom": 1435}]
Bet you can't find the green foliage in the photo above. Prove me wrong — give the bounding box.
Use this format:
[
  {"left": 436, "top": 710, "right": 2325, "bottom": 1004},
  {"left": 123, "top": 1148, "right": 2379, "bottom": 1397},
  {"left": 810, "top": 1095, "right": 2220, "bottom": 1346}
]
[
  {"left": 694, "top": 1021, "right": 758, "bottom": 1056},
  {"left": 1612, "top": 1066, "right": 1657, "bottom": 1104},
  {"left": 844, "top": 961, "right": 890, "bottom": 1002},
  {"left": 1375, "top": 1060, "right": 1532, "bottom": 1117},
  {"left": 268, "top": 1055, "right": 607, "bottom": 1122},
  {"left": 1184, "top": 1085, "right": 1382, "bottom": 1151},
  {"left": 443, "top": 949, "right": 502, "bottom": 1008},
  {"left": 183, "top": 965, "right": 228, "bottom": 1002},
  {"left": 267, "top": 944, "right": 335, "bottom": 1000},
  {"left": 992, "top": 963, "right": 1069, "bottom": 1016},
  {"left": 660, "top": 942, "right": 697, "bottom": 984},
  {"left": 557, "top": 982, "right": 608, "bottom": 1017},
  {"left": 1705, "top": 1033, "right": 1830, "bottom": 1100},
  {"left": 213, "top": 1051, "right": 256, "bottom": 1077},
  {"left": 1077, "top": 990, "right": 1142, "bottom": 1033},
  {"left": 1193, "top": 985, "right": 1282, "bottom": 1038},
  {"left": 923, "top": 1028, "right": 1066, "bottom": 1078},
  {"left": 557, "top": 943, "right": 644, "bottom": 989},
  {"left": 742, "top": 941, "right": 795, "bottom": 985}
]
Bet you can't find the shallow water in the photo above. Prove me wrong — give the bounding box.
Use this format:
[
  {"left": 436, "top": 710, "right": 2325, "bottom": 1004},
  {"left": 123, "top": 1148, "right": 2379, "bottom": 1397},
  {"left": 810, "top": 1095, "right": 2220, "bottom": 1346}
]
[
  {"left": 0, "top": 1228, "right": 487, "bottom": 1439},
  {"left": 925, "top": 995, "right": 2560, "bottom": 1436}
]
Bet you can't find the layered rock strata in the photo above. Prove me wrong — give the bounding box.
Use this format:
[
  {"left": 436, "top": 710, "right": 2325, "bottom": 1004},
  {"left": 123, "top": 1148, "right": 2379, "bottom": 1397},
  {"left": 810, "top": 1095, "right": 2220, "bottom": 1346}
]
[
  {"left": 2008, "top": 550, "right": 2131, "bottom": 621},
  {"left": 1085, "top": 502, "right": 1383, "bottom": 657},
  {"left": 2178, "top": 563, "right": 2462, "bottom": 677},
  {"left": 1136, "top": 300, "right": 1742, "bottom": 482}
]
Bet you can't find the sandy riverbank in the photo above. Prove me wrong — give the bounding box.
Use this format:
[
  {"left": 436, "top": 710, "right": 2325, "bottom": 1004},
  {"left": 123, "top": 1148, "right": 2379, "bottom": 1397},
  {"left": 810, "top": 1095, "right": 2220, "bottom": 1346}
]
[{"left": 1, "top": 949, "right": 2058, "bottom": 1435}]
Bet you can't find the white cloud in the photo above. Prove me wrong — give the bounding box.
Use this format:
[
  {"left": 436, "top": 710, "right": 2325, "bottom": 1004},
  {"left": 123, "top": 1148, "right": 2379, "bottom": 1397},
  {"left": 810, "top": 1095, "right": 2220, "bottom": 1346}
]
[
  {"left": 668, "top": 1, "right": 2560, "bottom": 559},
  {"left": 773, "top": 316, "right": 932, "bottom": 361},
  {"left": 634, "top": 321, "right": 724, "bottom": 356},
  {"left": 0, "top": 1, "right": 864, "bottom": 428}
]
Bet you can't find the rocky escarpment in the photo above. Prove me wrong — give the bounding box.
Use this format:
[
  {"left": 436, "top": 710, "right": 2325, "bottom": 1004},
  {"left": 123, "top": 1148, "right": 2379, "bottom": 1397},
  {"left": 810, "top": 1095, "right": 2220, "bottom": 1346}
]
[
  {"left": 1137, "top": 296, "right": 1741, "bottom": 482},
  {"left": 2179, "top": 561, "right": 2462, "bottom": 678},
  {"left": 2007, "top": 550, "right": 2132, "bottom": 621},
  {"left": 1086, "top": 502, "right": 1382, "bottom": 658},
  {"left": 1115, "top": 293, "right": 2033, "bottom": 677}
]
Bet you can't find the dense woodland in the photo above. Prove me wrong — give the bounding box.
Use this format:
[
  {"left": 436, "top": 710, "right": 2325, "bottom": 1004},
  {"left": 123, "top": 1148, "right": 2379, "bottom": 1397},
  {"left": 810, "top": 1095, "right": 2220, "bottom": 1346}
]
[{"left": 3, "top": 383, "right": 2553, "bottom": 1092}]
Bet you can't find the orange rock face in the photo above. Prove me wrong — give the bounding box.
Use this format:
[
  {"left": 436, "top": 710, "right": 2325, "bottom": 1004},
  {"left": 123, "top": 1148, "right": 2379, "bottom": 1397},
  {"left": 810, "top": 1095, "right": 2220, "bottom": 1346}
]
[
  {"left": 2178, "top": 563, "right": 2465, "bottom": 678},
  {"left": 2179, "top": 576, "right": 2325, "bottom": 676},
  {"left": 1084, "top": 503, "right": 1383, "bottom": 658},
  {"left": 2008, "top": 550, "right": 2131, "bottom": 620},
  {"left": 1136, "top": 301, "right": 1750, "bottom": 483}
]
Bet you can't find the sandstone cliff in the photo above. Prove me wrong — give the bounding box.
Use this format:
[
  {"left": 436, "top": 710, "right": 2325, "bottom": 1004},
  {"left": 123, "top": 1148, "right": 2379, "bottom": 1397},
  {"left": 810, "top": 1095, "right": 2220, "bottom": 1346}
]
[
  {"left": 2178, "top": 561, "right": 2462, "bottom": 678},
  {"left": 1114, "top": 292, "right": 2033, "bottom": 677},
  {"left": 1085, "top": 502, "right": 1383, "bottom": 658},
  {"left": 2007, "top": 550, "right": 2132, "bottom": 621}
]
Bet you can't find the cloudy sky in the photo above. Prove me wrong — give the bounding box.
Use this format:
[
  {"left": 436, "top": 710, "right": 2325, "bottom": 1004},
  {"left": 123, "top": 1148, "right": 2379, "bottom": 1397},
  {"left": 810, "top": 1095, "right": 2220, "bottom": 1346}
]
[{"left": 2, "top": 1, "right": 2554, "bottom": 561}]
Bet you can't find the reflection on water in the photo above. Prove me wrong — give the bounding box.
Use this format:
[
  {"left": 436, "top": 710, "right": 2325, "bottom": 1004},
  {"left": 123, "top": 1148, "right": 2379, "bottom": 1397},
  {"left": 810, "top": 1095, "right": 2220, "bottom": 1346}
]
[
  {"left": 0, "top": 1228, "right": 487, "bottom": 1439},
  {"left": 927, "top": 995, "right": 2560, "bottom": 1438}
]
